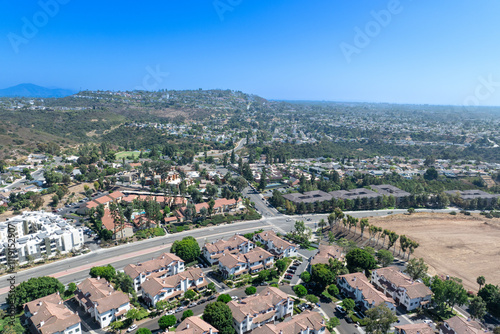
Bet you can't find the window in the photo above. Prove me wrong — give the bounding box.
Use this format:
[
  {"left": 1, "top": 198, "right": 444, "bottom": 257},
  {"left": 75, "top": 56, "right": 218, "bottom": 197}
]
[{"left": 75, "top": 328, "right": 80, "bottom": 332}]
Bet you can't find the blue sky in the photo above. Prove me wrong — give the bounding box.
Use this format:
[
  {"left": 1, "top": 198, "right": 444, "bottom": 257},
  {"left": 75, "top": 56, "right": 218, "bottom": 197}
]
[{"left": 1, "top": 0, "right": 500, "bottom": 106}]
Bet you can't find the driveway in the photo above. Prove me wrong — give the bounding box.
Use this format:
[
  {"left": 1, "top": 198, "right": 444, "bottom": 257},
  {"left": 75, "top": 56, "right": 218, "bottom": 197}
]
[{"left": 64, "top": 298, "right": 105, "bottom": 334}]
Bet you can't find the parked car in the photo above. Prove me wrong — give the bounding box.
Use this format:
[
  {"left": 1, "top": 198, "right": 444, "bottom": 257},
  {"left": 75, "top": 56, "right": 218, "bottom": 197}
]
[
  {"left": 231, "top": 296, "right": 239, "bottom": 301},
  {"left": 127, "top": 324, "right": 138, "bottom": 332},
  {"left": 336, "top": 305, "right": 346, "bottom": 314},
  {"left": 260, "top": 282, "right": 269, "bottom": 286},
  {"left": 175, "top": 306, "right": 185, "bottom": 313},
  {"left": 188, "top": 302, "right": 197, "bottom": 308},
  {"left": 207, "top": 295, "right": 216, "bottom": 301},
  {"left": 345, "top": 316, "right": 353, "bottom": 323},
  {"left": 199, "top": 298, "right": 207, "bottom": 304},
  {"left": 290, "top": 266, "right": 298, "bottom": 270},
  {"left": 166, "top": 310, "right": 175, "bottom": 315}
]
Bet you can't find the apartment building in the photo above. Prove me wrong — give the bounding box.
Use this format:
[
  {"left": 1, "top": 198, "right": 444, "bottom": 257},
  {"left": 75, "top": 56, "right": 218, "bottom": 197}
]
[
  {"left": 228, "top": 287, "right": 293, "bottom": 334},
  {"left": 253, "top": 230, "right": 297, "bottom": 258},
  {"left": 252, "top": 310, "right": 327, "bottom": 334},
  {"left": 371, "top": 267, "right": 432, "bottom": 311},
  {"left": 203, "top": 234, "right": 255, "bottom": 266},
  {"left": 218, "top": 247, "right": 274, "bottom": 278},
  {"left": 124, "top": 252, "right": 185, "bottom": 291}
]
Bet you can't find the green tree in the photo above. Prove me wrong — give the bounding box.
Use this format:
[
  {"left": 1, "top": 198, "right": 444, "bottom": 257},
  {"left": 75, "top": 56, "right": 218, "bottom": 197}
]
[
  {"left": 345, "top": 248, "right": 377, "bottom": 273},
  {"left": 184, "top": 289, "right": 196, "bottom": 300},
  {"left": 115, "top": 271, "right": 134, "bottom": 293},
  {"left": 311, "top": 264, "right": 336, "bottom": 290},
  {"left": 469, "top": 296, "right": 487, "bottom": 320},
  {"left": 245, "top": 286, "right": 257, "bottom": 295},
  {"left": 327, "top": 285, "right": 339, "bottom": 296},
  {"left": 217, "top": 294, "right": 232, "bottom": 303},
  {"left": 478, "top": 284, "right": 500, "bottom": 318},
  {"left": 431, "top": 276, "right": 468, "bottom": 312},
  {"left": 182, "top": 309, "right": 194, "bottom": 321},
  {"left": 171, "top": 236, "right": 201, "bottom": 263},
  {"left": 275, "top": 259, "right": 287, "bottom": 273},
  {"left": 306, "top": 294, "right": 319, "bottom": 304},
  {"left": 203, "top": 302, "right": 236, "bottom": 334},
  {"left": 89, "top": 264, "right": 116, "bottom": 282},
  {"left": 293, "top": 284, "right": 308, "bottom": 297},
  {"left": 342, "top": 298, "right": 355, "bottom": 312},
  {"left": 300, "top": 271, "right": 311, "bottom": 283},
  {"left": 424, "top": 167, "right": 438, "bottom": 180},
  {"left": 7, "top": 276, "right": 65, "bottom": 311},
  {"left": 326, "top": 317, "right": 340, "bottom": 331},
  {"left": 158, "top": 315, "right": 177, "bottom": 329},
  {"left": 376, "top": 249, "right": 394, "bottom": 267},
  {"left": 405, "top": 258, "right": 428, "bottom": 281},
  {"left": 318, "top": 218, "right": 327, "bottom": 231},
  {"left": 137, "top": 329, "right": 152, "bottom": 334},
  {"left": 364, "top": 304, "right": 398, "bottom": 334}
]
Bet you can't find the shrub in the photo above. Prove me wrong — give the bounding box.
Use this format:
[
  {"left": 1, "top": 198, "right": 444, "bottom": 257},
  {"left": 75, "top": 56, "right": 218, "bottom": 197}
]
[
  {"left": 306, "top": 294, "right": 319, "bottom": 304},
  {"left": 245, "top": 286, "right": 257, "bottom": 295}
]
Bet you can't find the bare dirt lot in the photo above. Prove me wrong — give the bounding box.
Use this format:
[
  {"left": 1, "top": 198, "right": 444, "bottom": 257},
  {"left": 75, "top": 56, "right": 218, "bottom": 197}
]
[{"left": 369, "top": 212, "right": 500, "bottom": 292}]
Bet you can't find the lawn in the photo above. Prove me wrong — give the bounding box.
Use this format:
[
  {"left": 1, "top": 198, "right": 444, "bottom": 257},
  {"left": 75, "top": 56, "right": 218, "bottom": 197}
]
[{"left": 115, "top": 151, "right": 141, "bottom": 159}]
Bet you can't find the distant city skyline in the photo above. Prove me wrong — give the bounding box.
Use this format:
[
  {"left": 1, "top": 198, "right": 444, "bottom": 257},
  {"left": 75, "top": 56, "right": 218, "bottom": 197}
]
[{"left": 1, "top": 0, "right": 500, "bottom": 107}]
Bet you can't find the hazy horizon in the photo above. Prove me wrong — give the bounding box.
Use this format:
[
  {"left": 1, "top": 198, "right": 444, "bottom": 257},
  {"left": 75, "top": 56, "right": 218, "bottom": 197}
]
[{"left": 2, "top": 1, "right": 500, "bottom": 107}]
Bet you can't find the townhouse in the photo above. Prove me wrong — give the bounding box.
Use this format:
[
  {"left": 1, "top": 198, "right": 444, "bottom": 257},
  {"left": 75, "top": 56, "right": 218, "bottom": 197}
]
[
  {"left": 218, "top": 247, "right": 274, "bottom": 279},
  {"left": 192, "top": 198, "right": 243, "bottom": 216},
  {"left": 175, "top": 316, "right": 219, "bottom": 334},
  {"left": 252, "top": 310, "right": 328, "bottom": 334},
  {"left": 124, "top": 252, "right": 185, "bottom": 291},
  {"left": 228, "top": 287, "right": 293, "bottom": 334},
  {"left": 77, "top": 191, "right": 125, "bottom": 214},
  {"left": 100, "top": 209, "right": 134, "bottom": 239},
  {"left": 371, "top": 267, "right": 432, "bottom": 311},
  {"left": 337, "top": 272, "right": 396, "bottom": 312},
  {"left": 75, "top": 277, "right": 130, "bottom": 328},
  {"left": 308, "top": 244, "right": 344, "bottom": 272},
  {"left": 253, "top": 230, "right": 297, "bottom": 258},
  {"left": 24, "top": 292, "right": 82, "bottom": 334},
  {"left": 141, "top": 267, "right": 208, "bottom": 307},
  {"left": 439, "top": 316, "right": 484, "bottom": 334},
  {"left": 203, "top": 234, "right": 255, "bottom": 266}
]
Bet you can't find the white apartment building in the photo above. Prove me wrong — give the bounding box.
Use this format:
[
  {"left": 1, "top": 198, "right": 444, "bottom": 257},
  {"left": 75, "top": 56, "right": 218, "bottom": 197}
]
[
  {"left": 203, "top": 234, "right": 255, "bottom": 265},
  {"left": 253, "top": 230, "right": 298, "bottom": 258},
  {"left": 0, "top": 211, "right": 84, "bottom": 266}
]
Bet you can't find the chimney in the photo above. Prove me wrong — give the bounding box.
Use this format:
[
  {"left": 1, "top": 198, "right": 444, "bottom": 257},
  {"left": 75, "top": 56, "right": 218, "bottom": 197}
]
[
  {"left": 186, "top": 324, "right": 190, "bottom": 329},
  {"left": 97, "top": 276, "right": 100, "bottom": 280},
  {"left": 38, "top": 301, "right": 43, "bottom": 306},
  {"left": 209, "top": 328, "right": 213, "bottom": 334},
  {"left": 40, "top": 321, "right": 44, "bottom": 327}
]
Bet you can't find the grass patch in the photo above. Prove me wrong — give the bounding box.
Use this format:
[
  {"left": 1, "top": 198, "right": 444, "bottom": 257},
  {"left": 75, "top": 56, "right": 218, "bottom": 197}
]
[{"left": 116, "top": 151, "right": 141, "bottom": 159}]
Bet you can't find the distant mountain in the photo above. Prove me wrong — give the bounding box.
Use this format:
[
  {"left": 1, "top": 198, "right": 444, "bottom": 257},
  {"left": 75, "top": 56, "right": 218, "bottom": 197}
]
[{"left": 0, "top": 83, "right": 76, "bottom": 98}]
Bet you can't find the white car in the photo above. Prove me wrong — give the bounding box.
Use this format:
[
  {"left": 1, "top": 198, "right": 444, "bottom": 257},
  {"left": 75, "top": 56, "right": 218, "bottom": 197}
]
[
  {"left": 335, "top": 305, "right": 346, "bottom": 314},
  {"left": 127, "top": 324, "right": 138, "bottom": 332}
]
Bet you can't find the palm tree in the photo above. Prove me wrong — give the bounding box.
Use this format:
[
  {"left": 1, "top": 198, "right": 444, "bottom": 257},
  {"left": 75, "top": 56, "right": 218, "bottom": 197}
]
[
  {"left": 477, "top": 276, "right": 486, "bottom": 290},
  {"left": 381, "top": 229, "right": 390, "bottom": 248},
  {"left": 318, "top": 218, "right": 327, "bottom": 232},
  {"left": 359, "top": 218, "right": 369, "bottom": 238}
]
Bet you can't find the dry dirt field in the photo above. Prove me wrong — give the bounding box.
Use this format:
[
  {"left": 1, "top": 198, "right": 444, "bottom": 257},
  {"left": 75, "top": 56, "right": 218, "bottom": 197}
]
[{"left": 369, "top": 212, "right": 500, "bottom": 292}]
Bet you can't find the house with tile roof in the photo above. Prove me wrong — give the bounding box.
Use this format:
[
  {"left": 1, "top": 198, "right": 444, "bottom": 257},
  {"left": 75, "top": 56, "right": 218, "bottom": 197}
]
[
  {"left": 174, "top": 316, "right": 219, "bottom": 334},
  {"left": 100, "top": 209, "right": 134, "bottom": 239},
  {"left": 439, "top": 316, "right": 485, "bottom": 334},
  {"left": 337, "top": 272, "right": 396, "bottom": 312},
  {"left": 203, "top": 234, "right": 255, "bottom": 266},
  {"left": 308, "top": 245, "right": 344, "bottom": 271},
  {"left": 253, "top": 230, "right": 297, "bottom": 258},
  {"left": 252, "top": 310, "right": 328, "bottom": 334},
  {"left": 371, "top": 267, "right": 432, "bottom": 311},
  {"left": 124, "top": 252, "right": 185, "bottom": 291},
  {"left": 24, "top": 292, "right": 82, "bottom": 334},
  {"left": 75, "top": 277, "right": 130, "bottom": 328},
  {"left": 141, "top": 267, "right": 208, "bottom": 307},
  {"left": 228, "top": 287, "right": 293, "bottom": 334},
  {"left": 395, "top": 323, "right": 434, "bottom": 334},
  {"left": 218, "top": 247, "right": 274, "bottom": 279}
]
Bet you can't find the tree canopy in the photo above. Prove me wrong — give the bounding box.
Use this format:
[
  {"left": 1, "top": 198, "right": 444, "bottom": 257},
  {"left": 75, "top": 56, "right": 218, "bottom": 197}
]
[
  {"left": 89, "top": 264, "right": 116, "bottom": 282},
  {"left": 364, "top": 304, "right": 398, "bottom": 334},
  {"left": 171, "top": 236, "right": 201, "bottom": 263},
  {"left": 346, "top": 248, "right": 377, "bottom": 273},
  {"left": 7, "top": 276, "right": 65, "bottom": 311},
  {"left": 203, "top": 302, "right": 236, "bottom": 334}
]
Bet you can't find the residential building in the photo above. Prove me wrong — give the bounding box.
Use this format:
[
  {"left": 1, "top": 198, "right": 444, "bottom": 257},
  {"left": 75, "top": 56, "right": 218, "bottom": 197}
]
[
  {"left": 252, "top": 310, "right": 328, "bottom": 334},
  {"left": 228, "top": 287, "right": 293, "bottom": 334},
  {"left": 192, "top": 198, "right": 243, "bottom": 216},
  {"left": 0, "top": 211, "right": 84, "bottom": 266},
  {"left": 218, "top": 247, "right": 274, "bottom": 278},
  {"left": 308, "top": 244, "right": 344, "bottom": 271},
  {"left": 329, "top": 188, "right": 380, "bottom": 201},
  {"left": 439, "top": 316, "right": 484, "bottom": 334},
  {"left": 175, "top": 316, "right": 219, "bottom": 334},
  {"left": 75, "top": 277, "right": 130, "bottom": 328},
  {"left": 24, "top": 292, "right": 81, "bottom": 334},
  {"left": 370, "top": 185, "right": 411, "bottom": 201},
  {"left": 253, "top": 230, "right": 297, "bottom": 258},
  {"left": 394, "top": 323, "right": 434, "bottom": 334},
  {"left": 371, "top": 267, "right": 432, "bottom": 311},
  {"left": 141, "top": 267, "right": 208, "bottom": 307},
  {"left": 283, "top": 190, "right": 332, "bottom": 204},
  {"left": 337, "top": 272, "right": 396, "bottom": 312},
  {"left": 203, "top": 234, "right": 255, "bottom": 266},
  {"left": 100, "top": 209, "right": 134, "bottom": 239},
  {"left": 124, "top": 252, "right": 185, "bottom": 291}
]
